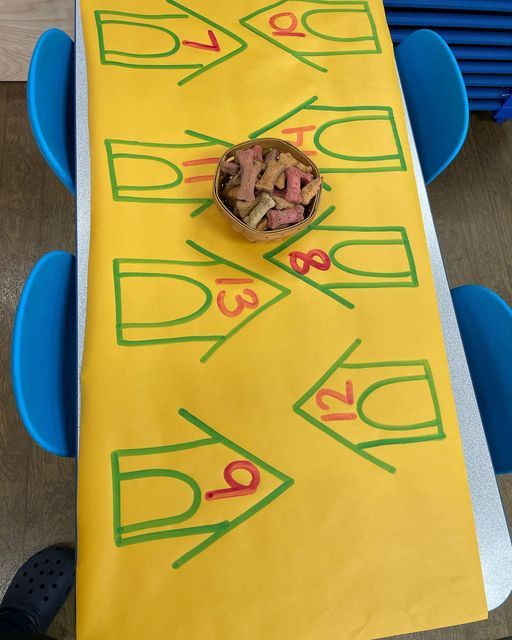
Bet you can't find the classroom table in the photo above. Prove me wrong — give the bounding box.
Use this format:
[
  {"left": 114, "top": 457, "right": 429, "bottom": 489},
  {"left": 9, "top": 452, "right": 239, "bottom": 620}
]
[{"left": 74, "top": 0, "right": 512, "bottom": 623}]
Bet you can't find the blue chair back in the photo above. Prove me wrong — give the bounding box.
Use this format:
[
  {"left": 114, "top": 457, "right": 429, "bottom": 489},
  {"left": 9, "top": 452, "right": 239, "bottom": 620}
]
[
  {"left": 27, "top": 29, "right": 76, "bottom": 195},
  {"left": 395, "top": 29, "right": 469, "bottom": 185},
  {"left": 452, "top": 285, "right": 512, "bottom": 475},
  {"left": 12, "top": 251, "right": 77, "bottom": 457}
]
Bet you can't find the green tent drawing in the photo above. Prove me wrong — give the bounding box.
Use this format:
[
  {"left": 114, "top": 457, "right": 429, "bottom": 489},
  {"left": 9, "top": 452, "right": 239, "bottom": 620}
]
[
  {"left": 264, "top": 206, "right": 418, "bottom": 309},
  {"left": 240, "top": 0, "right": 381, "bottom": 72},
  {"left": 95, "top": 2, "right": 247, "bottom": 85},
  {"left": 250, "top": 96, "right": 406, "bottom": 173},
  {"left": 294, "top": 339, "right": 445, "bottom": 473},
  {"left": 113, "top": 240, "right": 290, "bottom": 362},
  {"left": 112, "top": 409, "right": 294, "bottom": 568}
]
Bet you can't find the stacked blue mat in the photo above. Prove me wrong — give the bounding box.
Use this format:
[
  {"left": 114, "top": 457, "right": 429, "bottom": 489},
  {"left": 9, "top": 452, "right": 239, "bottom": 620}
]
[{"left": 384, "top": 0, "right": 512, "bottom": 119}]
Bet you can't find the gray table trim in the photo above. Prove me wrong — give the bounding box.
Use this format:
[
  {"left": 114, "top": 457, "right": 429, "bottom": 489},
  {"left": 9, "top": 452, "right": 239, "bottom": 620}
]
[
  {"left": 76, "top": 0, "right": 90, "bottom": 449},
  {"left": 75, "top": 0, "right": 512, "bottom": 611},
  {"left": 399, "top": 82, "right": 512, "bottom": 611}
]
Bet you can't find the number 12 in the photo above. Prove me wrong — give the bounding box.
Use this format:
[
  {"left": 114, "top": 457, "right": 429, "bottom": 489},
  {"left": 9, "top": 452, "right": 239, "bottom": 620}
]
[{"left": 316, "top": 381, "right": 356, "bottom": 421}]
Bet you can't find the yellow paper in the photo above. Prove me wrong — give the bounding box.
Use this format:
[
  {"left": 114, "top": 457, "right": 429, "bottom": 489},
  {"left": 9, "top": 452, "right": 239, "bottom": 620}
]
[{"left": 77, "top": 1, "right": 487, "bottom": 638}]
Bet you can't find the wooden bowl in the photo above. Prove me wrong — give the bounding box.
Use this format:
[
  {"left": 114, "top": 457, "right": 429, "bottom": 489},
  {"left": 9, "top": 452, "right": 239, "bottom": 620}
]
[{"left": 213, "top": 138, "right": 322, "bottom": 243}]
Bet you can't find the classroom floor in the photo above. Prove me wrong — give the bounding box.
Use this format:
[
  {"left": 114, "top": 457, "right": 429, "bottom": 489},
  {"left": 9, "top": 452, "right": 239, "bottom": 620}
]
[{"left": 0, "top": 81, "right": 511, "bottom": 640}]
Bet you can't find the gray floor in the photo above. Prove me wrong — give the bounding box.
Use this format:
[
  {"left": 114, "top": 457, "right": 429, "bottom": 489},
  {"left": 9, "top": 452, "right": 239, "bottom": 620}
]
[
  {"left": 0, "top": 81, "right": 510, "bottom": 639},
  {"left": 0, "top": 82, "right": 75, "bottom": 639}
]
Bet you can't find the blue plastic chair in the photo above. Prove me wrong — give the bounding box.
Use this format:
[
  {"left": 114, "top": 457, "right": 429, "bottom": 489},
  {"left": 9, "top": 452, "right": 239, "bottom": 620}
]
[
  {"left": 27, "top": 29, "right": 76, "bottom": 195},
  {"left": 452, "top": 285, "right": 512, "bottom": 475},
  {"left": 395, "top": 29, "right": 469, "bottom": 185},
  {"left": 12, "top": 251, "right": 77, "bottom": 457}
]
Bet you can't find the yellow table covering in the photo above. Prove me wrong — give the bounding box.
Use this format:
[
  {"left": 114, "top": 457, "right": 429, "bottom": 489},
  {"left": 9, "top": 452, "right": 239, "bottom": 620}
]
[{"left": 77, "top": 1, "right": 487, "bottom": 638}]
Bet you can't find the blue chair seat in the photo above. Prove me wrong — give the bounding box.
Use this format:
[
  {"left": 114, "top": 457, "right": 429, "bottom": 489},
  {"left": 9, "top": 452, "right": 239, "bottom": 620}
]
[
  {"left": 12, "top": 251, "right": 77, "bottom": 457},
  {"left": 396, "top": 29, "right": 469, "bottom": 184},
  {"left": 452, "top": 285, "right": 512, "bottom": 474},
  {"left": 27, "top": 29, "right": 76, "bottom": 195}
]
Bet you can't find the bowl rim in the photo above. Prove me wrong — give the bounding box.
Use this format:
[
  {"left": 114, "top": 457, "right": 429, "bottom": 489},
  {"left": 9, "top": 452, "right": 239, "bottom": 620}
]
[{"left": 213, "top": 137, "right": 322, "bottom": 238}]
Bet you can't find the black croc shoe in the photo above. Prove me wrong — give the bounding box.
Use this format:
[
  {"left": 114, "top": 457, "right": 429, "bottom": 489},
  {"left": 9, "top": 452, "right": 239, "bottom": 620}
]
[{"left": 0, "top": 546, "right": 75, "bottom": 634}]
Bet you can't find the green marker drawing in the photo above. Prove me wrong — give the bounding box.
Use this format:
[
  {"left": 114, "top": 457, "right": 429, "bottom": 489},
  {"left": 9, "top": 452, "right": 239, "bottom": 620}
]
[
  {"left": 96, "top": 3, "right": 247, "bottom": 86},
  {"left": 264, "top": 206, "right": 418, "bottom": 309},
  {"left": 240, "top": 0, "right": 381, "bottom": 72},
  {"left": 294, "top": 339, "right": 445, "bottom": 473},
  {"left": 105, "top": 134, "right": 233, "bottom": 217},
  {"left": 250, "top": 97, "right": 406, "bottom": 173},
  {"left": 112, "top": 408, "right": 294, "bottom": 568},
  {"left": 113, "top": 240, "right": 290, "bottom": 362}
]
